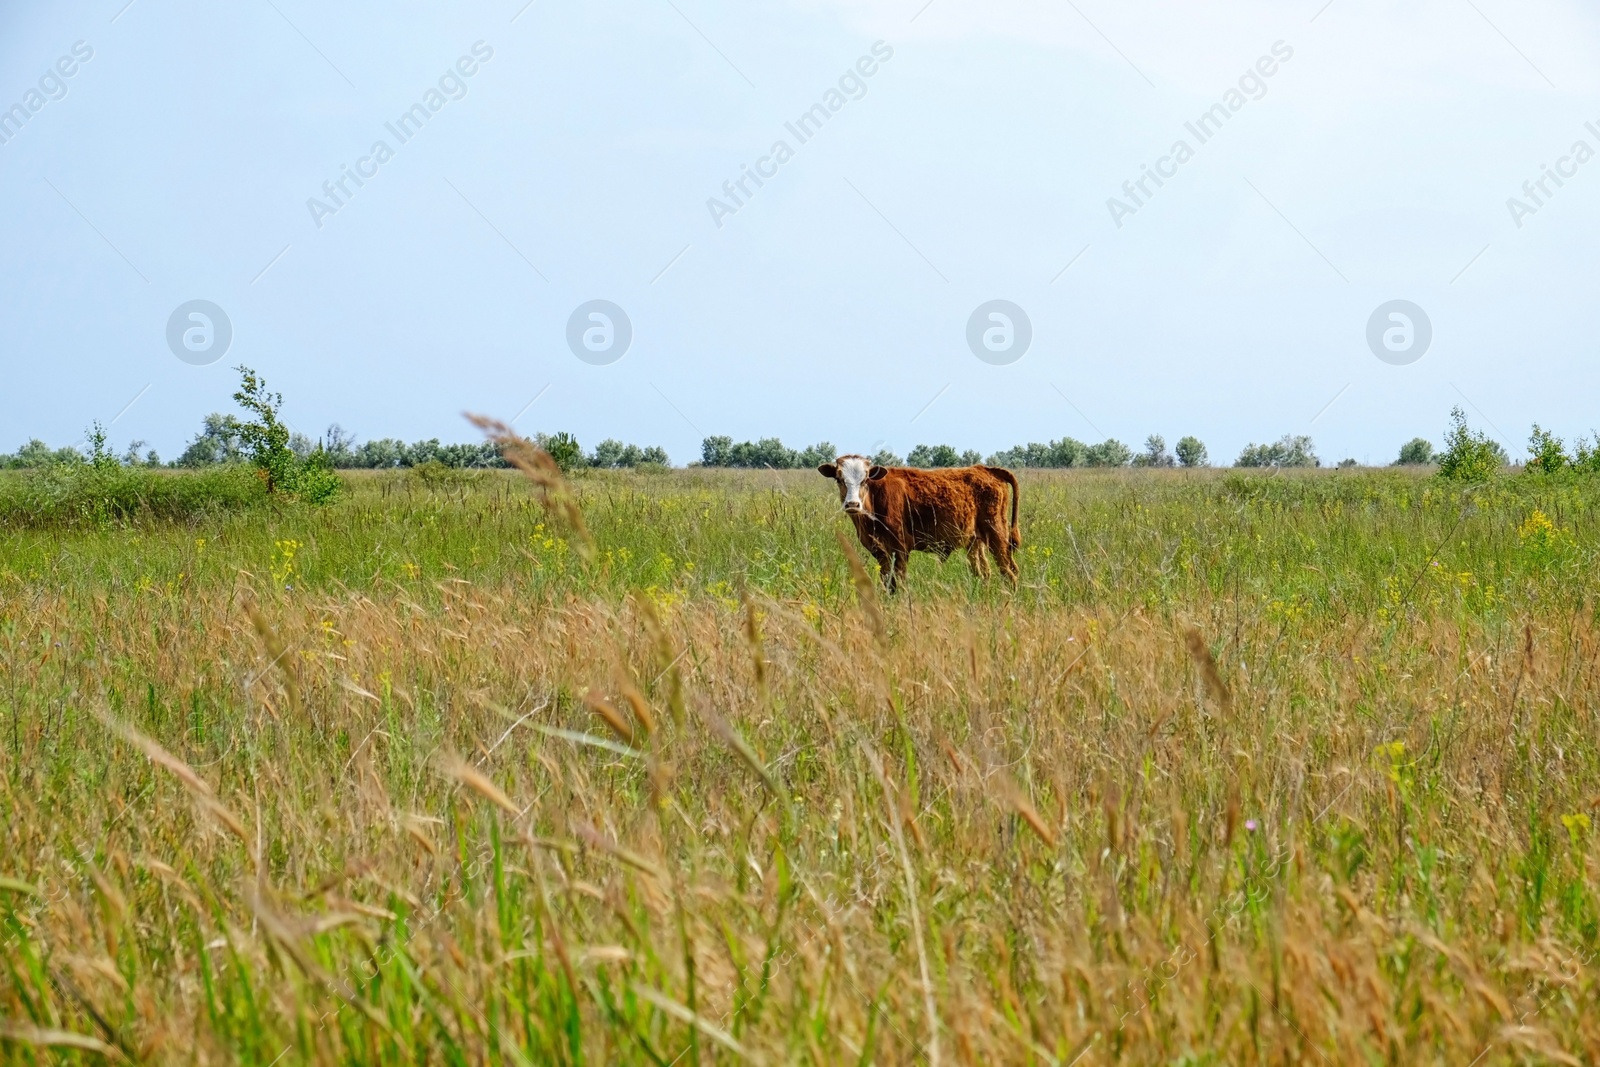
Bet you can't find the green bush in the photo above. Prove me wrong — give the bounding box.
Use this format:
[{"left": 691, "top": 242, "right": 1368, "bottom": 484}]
[
  {"left": 536, "top": 431, "right": 586, "bottom": 473},
  {"left": 1083, "top": 439, "right": 1133, "bottom": 467},
  {"left": 1236, "top": 434, "right": 1318, "bottom": 468},
  {"left": 1175, "top": 436, "right": 1208, "bottom": 467},
  {"left": 699, "top": 436, "right": 833, "bottom": 469},
  {"left": 1396, "top": 438, "right": 1435, "bottom": 466},
  {"left": 1436, "top": 407, "right": 1506, "bottom": 482},
  {"left": 1131, "top": 435, "right": 1175, "bottom": 468},
  {"left": 1525, "top": 425, "right": 1569, "bottom": 475},
  {"left": 588, "top": 439, "right": 670, "bottom": 469},
  {"left": 233, "top": 366, "right": 342, "bottom": 502},
  {"left": 0, "top": 439, "right": 85, "bottom": 468},
  {"left": 409, "top": 460, "right": 486, "bottom": 490},
  {"left": 291, "top": 448, "right": 342, "bottom": 503},
  {"left": 907, "top": 444, "right": 981, "bottom": 468},
  {"left": 987, "top": 437, "right": 1087, "bottom": 468},
  {"left": 176, "top": 414, "right": 246, "bottom": 467},
  {"left": 1572, "top": 436, "right": 1600, "bottom": 474},
  {"left": 871, "top": 447, "right": 903, "bottom": 467},
  {"left": 0, "top": 464, "right": 269, "bottom": 528}
]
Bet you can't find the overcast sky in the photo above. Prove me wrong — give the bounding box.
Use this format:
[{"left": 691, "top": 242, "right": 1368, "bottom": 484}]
[{"left": 2, "top": 0, "right": 1598, "bottom": 465}]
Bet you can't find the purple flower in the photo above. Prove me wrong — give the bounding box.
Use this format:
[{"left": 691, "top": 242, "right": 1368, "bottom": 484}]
[{"left": 1245, "top": 819, "right": 1258, "bottom": 832}]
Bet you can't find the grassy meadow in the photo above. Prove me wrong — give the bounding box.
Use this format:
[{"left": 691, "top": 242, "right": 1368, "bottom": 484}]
[{"left": 4, "top": 463, "right": 1600, "bottom": 1063}]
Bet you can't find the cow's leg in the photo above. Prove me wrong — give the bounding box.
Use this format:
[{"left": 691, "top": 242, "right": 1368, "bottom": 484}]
[
  {"left": 891, "top": 549, "right": 909, "bottom": 592},
  {"left": 983, "top": 524, "right": 1019, "bottom": 585},
  {"left": 867, "top": 544, "right": 894, "bottom": 586},
  {"left": 966, "top": 539, "right": 991, "bottom": 578}
]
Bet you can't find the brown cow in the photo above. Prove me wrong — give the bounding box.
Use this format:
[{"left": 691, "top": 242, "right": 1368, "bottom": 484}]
[{"left": 817, "top": 455, "right": 1020, "bottom": 591}]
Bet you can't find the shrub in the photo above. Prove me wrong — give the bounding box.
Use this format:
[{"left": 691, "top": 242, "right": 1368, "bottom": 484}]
[
  {"left": 292, "top": 449, "right": 343, "bottom": 503},
  {"left": 536, "top": 432, "right": 586, "bottom": 473},
  {"left": 589, "top": 438, "right": 631, "bottom": 469},
  {"left": 232, "top": 366, "right": 342, "bottom": 502},
  {"left": 1133, "top": 435, "right": 1175, "bottom": 468},
  {"left": 1175, "top": 436, "right": 1208, "bottom": 467},
  {"left": 409, "top": 460, "right": 485, "bottom": 490},
  {"left": 795, "top": 442, "right": 837, "bottom": 469},
  {"left": 1083, "top": 439, "right": 1133, "bottom": 467},
  {"left": 0, "top": 439, "right": 83, "bottom": 468},
  {"left": 0, "top": 463, "right": 268, "bottom": 528},
  {"left": 1572, "top": 435, "right": 1600, "bottom": 474},
  {"left": 1436, "top": 407, "right": 1506, "bottom": 482},
  {"left": 232, "top": 368, "right": 296, "bottom": 491},
  {"left": 288, "top": 431, "right": 319, "bottom": 459},
  {"left": 740, "top": 438, "right": 794, "bottom": 468},
  {"left": 586, "top": 440, "right": 672, "bottom": 469},
  {"left": 354, "top": 438, "right": 409, "bottom": 469},
  {"left": 698, "top": 436, "right": 832, "bottom": 469},
  {"left": 330, "top": 437, "right": 502, "bottom": 469},
  {"left": 907, "top": 444, "right": 980, "bottom": 468},
  {"left": 987, "top": 438, "right": 1088, "bottom": 468},
  {"left": 739, "top": 438, "right": 789, "bottom": 467},
  {"left": 321, "top": 424, "right": 359, "bottom": 465},
  {"left": 1236, "top": 435, "right": 1318, "bottom": 468},
  {"left": 1395, "top": 437, "right": 1435, "bottom": 466},
  {"left": 123, "top": 444, "right": 161, "bottom": 467},
  {"left": 1525, "top": 424, "right": 1569, "bottom": 475},
  {"left": 85, "top": 423, "right": 119, "bottom": 473}
]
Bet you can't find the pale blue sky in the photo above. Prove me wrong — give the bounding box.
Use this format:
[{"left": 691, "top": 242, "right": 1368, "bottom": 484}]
[{"left": 2, "top": 0, "right": 1598, "bottom": 465}]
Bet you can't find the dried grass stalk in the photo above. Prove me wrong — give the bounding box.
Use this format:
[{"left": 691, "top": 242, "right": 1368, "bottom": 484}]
[
  {"left": 466, "top": 413, "right": 596, "bottom": 564},
  {"left": 1183, "top": 625, "right": 1232, "bottom": 714}
]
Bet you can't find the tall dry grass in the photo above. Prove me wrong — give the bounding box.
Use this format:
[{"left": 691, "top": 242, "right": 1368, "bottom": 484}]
[{"left": 1, "top": 465, "right": 1599, "bottom": 1063}]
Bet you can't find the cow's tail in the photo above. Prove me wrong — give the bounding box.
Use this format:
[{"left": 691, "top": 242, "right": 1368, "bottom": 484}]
[{"left": 986, "top": 466, "right": 1021, "bottom": 547}]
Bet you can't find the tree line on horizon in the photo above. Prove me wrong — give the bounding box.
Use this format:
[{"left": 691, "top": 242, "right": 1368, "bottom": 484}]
[
  {"left": 695, "top": 434, "right": 1208, "bottom": 470},
  {"left": 1, "top": 368, "right": 1585, "bottom": 482},
  {"left": 0, "top": 420, "right": 1543, "bottom": 475},
  {"left": 0, "top": 416, "right": 668, "bottom": 473},
  {"left": 5, "top": 371, "right": 1572, "bottom": 532}
]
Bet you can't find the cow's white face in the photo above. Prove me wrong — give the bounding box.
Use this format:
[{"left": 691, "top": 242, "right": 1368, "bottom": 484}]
[{"left": 817, "top": 455, "right": 887, "bottom": 515}]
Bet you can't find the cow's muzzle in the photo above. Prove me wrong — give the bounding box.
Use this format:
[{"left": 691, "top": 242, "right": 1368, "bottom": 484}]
[{"left": 843, "top": 503, "right": 863, "bottom": 514}]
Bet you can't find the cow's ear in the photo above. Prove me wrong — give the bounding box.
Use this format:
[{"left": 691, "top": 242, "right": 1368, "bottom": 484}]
[
  {"left": 868, "top": 465, "right": 888, "bottom": 480},
  {"left": 817, "top": 463, "right": 837, "bottom": 478}
]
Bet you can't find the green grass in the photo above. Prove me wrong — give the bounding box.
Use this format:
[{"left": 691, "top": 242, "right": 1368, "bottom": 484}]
[
  {"left": 2, "top": 465, "right": 1600, "bottom": 1063},
  {"left": 4, "top": 465, "right": 1594, "bottom": 616},
  {"left": 0, "top": 465, "right": 269, "bottom": 529}
]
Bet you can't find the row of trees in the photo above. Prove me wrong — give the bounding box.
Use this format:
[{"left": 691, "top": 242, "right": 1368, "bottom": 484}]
[
  {"left": 179, "top": 416, "right": 670, "bottom": 473},
  {"left": 694, "top": 438, "right": 994, "bottom": 470},
  {"left": 986, "top": 434, "right": 1210, "bottom": 469},
  {"left": 0, "top": 426, "right": 1413, "bottom": 474},
  {"left": 0, "top": 376, "right": 1578, "bottom": 483},
  {"left": 691, "top": 417, "right": 1596, "bottom": 476},
  {"left": 3, "top": 419, "right": 667, "bottom": 473},
  {"left": 698, "top": 437, "right": 840, "bottom": 469},
  {"left": 694, "top": 434, "right": 1210, "bottom": 469}
]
